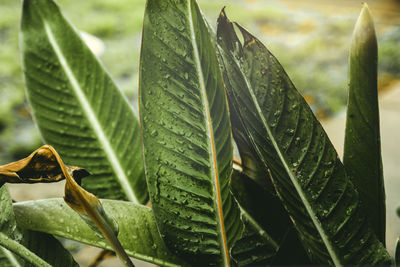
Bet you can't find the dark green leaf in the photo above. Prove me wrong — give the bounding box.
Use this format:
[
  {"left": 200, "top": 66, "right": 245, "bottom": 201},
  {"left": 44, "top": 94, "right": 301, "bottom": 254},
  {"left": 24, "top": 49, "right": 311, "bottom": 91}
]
[
  {"left": 13, "top": 199, "right": 188, "bottom": 267},
  {"left": 270, "top": 227, "right": 311, "bottom": 266},
  {"left": 225, "top": 72, "right": 273, "bottom": 191},
  {"left": 217, "top": 10, "right": 391, "bottom": 266},
  {"left": 344, "top": 3, "right": 385, "bottom": 244},
  {"left": 230, "top": 170, "right": 309, "bottom": 266},
  {"left": 396, "top": 237, "right": 400, "bottom": 266},
  {"left": 20, "top": 0, "right": 147, "bottom": 203},
  {"left": 139, "top": 0, "right": 242, "bottom": 265},
  {"left": 19, "top": 230, "right": 78, "bottom": 267}
]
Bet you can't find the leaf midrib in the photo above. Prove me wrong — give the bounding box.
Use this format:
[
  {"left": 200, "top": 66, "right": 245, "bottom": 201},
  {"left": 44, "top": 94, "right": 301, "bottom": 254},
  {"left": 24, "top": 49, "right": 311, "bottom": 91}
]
[
  {"left": 229, "top": 46, "right": 342, "bottom": 266},
  {"left": 187, "top": 2, "right": 230, "bottom": 266},
  {"left": 43, "top": 22, "right": 138, "bottom": 203}
]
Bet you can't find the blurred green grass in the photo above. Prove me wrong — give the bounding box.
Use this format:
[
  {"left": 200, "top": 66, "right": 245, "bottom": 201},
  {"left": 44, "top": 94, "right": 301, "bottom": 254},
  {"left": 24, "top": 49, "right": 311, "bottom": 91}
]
[{"left": 0, "top": 0, "right": 399, "bottom": 163}]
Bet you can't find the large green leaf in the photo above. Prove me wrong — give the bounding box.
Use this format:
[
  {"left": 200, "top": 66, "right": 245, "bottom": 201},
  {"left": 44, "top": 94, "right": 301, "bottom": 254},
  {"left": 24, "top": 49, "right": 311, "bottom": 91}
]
[
  {"left": 227, "top": 82, "right": 273, "bottom": 191},
  {"left": 13, "top": 198, "right": 188, "bottom": 267},
  {"left": 20, "top": 0, "right": 147, "bottom": 203},
  {"left": 217, "top": 11, "right": 391, "bottom": 266},
  {"left": 344, "top": 4, "right": 385, "bottom": 244},
  {"left": 0, "top": 186, "right": 76, "bottom": 267},
  {"left": 139, "top": 0, "right": 242, "bottom": 265}
]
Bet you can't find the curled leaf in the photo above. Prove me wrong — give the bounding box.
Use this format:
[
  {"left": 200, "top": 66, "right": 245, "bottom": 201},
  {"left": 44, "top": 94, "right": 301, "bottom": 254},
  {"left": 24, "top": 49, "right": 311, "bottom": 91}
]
[
  {"left": 1, "top": 145, "right": 133, "bottom": 267},
  {"left": 42, "top": 145, "right": 134, "bottom": 267},
  {"left": 0, "top": 145, "right": 89, "bottom": 184}
]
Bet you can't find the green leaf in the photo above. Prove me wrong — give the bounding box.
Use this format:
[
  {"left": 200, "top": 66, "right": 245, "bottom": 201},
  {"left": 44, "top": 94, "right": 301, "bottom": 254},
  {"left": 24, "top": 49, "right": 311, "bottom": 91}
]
[
  {"left": 0, "top": 233, "right": 50, "bottom": 267},
  {"left": 18, "top": 230, "right": 78, "bottom": 267},
  {"left": 270, "top": 227, "right": 311, "bottom": 266},
  {"left": 13, "top": 198, "right": 188, "bottom": 267},
  {"left": 344, "top": 3, "right": 385, "bottom": 244},
  {"left": 139, "top": 0, "right": 242, "bottom": 265},
  {"left": 230, "top": 170, "right": 309, "bottom": 266},
  {"left": 0, "top": 246, "right": 22, "bottom": 267},
  {"left": 20, "top": 0, "right": 147, "bottom": 203},
  {"left": 229, "top": 171, "right": 280, "bottom": 265},
  {"left": 0, "top": 186, "right": 21, "bottom": 243},
  {"left": 226, "top": 73, "right": 273, "bottom": 191},
  {"left": 0, "top": 186, "right": 76, "bottom": 267},
  {"left": 217, "top": 11, "right": 391, "bottom": 266},
  {"left": 0, "top": 185, "right": 23, "bottom": 267}
]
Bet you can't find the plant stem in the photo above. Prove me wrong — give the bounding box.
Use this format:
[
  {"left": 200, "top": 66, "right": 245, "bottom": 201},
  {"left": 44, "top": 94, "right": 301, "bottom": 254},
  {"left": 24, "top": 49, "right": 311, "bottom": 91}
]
[{"left": 0, "top": 233, "right": 51, "bottom": 267}]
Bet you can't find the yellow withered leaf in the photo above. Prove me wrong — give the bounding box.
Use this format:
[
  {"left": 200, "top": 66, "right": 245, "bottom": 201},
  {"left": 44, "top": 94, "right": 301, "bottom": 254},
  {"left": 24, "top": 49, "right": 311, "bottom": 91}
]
[
  {"left": 0, "top": 145, "right": 89, "bottom": 184},
  {"left": 43, "top": 146, "right": 133, "bottom": 267},
  {"left": 1, "top": 145, "right": 133, "bottom": 266}
]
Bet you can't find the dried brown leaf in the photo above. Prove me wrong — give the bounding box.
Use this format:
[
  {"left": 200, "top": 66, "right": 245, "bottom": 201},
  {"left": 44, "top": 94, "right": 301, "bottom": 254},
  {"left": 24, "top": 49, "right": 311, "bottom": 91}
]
[{"left": 0, "top": 145, "right": 89, "bottom": 184}]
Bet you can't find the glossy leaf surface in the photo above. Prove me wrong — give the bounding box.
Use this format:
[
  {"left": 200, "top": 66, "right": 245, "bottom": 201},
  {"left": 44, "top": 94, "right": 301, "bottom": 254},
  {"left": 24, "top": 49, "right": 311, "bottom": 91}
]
[
  {"left": 344, "top": 3, "right": 385, "bottom": 244},
  {"left": 13, "top": 199, "right": 187, "bottom": 267},
  {"left": 20, "top": 0, "right": 147, "bottom": 203},
  {"left": 217, "top": 11, "right": 391, "bottom": 266},
  {"left": 139, "top": 0, "right": 242, "bottom": 265}
]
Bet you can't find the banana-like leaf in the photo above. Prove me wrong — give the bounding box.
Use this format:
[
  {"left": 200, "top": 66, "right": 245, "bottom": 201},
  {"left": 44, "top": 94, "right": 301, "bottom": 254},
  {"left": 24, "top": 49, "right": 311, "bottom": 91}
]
[
  {"left": 217, "top": 11, "right": 391, "bottom": 266},
  {"left": 227, "top": 77, "right": 273, "bottom": 191},
  {"left": 230, "top": 170, "right": 309, "bottom": 266},
  {"left": 0, "top": 186, "right": 77, "bottom": 267},
  {"left": 13, "top": 199, "right": 188, "bottom": 267},
  {"left": 20, "top": 0, "right": 147, "bottom": 203},
  {"left": 139, "top": 0, "right": 242, "bottom": 265},
  {"left": 344, "top": 3, "right": 385, "bottom": 244}
]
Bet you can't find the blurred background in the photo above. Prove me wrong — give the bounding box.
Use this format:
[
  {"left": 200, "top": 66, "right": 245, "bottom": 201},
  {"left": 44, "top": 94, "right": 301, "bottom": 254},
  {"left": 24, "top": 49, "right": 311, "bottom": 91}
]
[{"left": 1, "top": 0, "right": 399, "bottom": 266}]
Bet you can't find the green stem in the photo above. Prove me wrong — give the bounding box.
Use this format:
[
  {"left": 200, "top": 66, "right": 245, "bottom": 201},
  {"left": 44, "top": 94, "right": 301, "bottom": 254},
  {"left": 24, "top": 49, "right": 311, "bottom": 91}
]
[{"left": 0, "top": 233, "right": 51, "bottom": 267}]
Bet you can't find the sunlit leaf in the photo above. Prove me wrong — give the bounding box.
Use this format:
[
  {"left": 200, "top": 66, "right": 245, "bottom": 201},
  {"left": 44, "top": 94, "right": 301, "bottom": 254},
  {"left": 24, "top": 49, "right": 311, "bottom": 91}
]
[
  {"left": 344, "top": 3, "right": 385, "bottom": 244},
  {"left": 217, "top": 10, "right": 391, "bottom": 266},
  {"left": 13, "top": 198, "right": 188, "bottom": 267},
  {"left": 139, "top": 0, "right": 242, "bottom": 265},
  {"left": 20, "top": 0, "right": 147, "bottom": 203}
]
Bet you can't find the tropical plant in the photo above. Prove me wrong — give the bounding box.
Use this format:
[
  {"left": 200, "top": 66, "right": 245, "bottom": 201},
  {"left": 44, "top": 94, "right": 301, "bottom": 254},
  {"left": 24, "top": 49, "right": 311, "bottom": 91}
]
[{"left": 0, "top": 0, "right": 397, "bottom": 266}]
